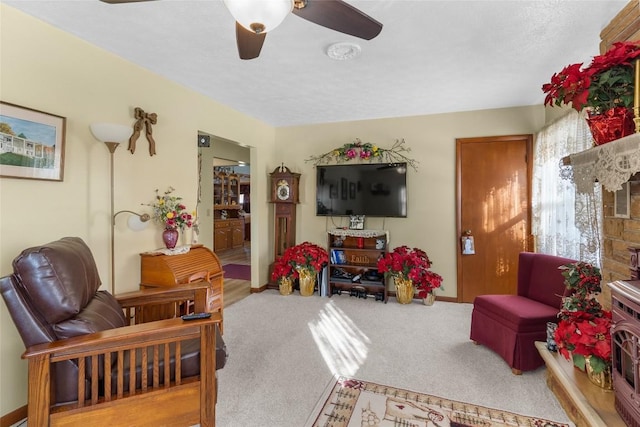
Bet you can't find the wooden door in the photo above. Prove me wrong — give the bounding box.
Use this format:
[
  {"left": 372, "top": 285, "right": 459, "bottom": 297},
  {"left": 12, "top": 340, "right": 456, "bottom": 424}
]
[{"left": 456, "top": 135, "right": 533, "bottom": 303}]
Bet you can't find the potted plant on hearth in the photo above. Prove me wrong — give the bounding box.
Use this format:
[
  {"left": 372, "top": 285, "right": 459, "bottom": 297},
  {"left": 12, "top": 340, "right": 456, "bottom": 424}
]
[
  {"left": 377, "top": 246, "right": 443, "bottom": 305},
  {"left": 542, "top": 41, "right": 640, "bottom": 145},
  {"left": 553, "top": 261, "right": 612, "bottom": 389},
  {"left": 272, "top": 242, "right": 328, "bottom": 297}
]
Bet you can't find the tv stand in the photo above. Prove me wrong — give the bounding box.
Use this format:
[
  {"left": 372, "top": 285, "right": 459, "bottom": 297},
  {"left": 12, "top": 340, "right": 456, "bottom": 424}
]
[{"left": 327, "top": 229, "right": 388, "bottom": 303}]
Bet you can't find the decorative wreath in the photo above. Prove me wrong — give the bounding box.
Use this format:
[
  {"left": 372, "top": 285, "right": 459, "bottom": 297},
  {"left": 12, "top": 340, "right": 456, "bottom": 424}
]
[{"left": 305, "top": 138, "right": 418, "bottom": 171}]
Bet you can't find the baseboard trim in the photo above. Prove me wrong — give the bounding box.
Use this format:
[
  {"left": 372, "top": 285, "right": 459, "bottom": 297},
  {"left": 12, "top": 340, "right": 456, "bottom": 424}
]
[
  {"left": 1, "top": 405, "right": 26, "bottom": 427},
  {"left": 252, "top": 284, "right": 269, "bottom": 293}
]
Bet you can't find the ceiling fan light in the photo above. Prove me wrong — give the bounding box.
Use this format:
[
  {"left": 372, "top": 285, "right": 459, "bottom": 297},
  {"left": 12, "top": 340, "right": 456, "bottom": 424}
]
[{"left": 223, "top": 0, "right": 293, "bottom": 34}]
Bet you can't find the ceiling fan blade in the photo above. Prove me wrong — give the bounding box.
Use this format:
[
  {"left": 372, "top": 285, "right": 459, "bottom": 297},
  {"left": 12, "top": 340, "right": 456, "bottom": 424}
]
[
  {"left": 292, "top": 0, "right": 382, "bottom": 40},
  {"left": 236, "top": 22, "right": 267, "bottom": 60},
  {"left": 100, "top": 0, "right": 156, "bottom": 3}
]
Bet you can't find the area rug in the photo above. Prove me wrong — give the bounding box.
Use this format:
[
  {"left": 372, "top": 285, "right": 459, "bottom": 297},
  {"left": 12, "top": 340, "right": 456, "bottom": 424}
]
[
  {"left": 307, "top": 376, "right": 571, "bottom": 427},
  {"left": 222, "top": 263, "right": 251, "bottom": 280}
]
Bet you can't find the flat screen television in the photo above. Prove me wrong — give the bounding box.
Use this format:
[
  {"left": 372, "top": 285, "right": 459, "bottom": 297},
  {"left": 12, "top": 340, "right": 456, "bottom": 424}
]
[{"left": 316, "top": 163, "right": 407, "bottom": 217}]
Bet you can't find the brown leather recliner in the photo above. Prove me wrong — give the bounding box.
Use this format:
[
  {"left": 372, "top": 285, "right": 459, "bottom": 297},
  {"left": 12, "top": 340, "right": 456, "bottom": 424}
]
[{"left": 1, "top": 237, "right": 228, "bottom": 426}]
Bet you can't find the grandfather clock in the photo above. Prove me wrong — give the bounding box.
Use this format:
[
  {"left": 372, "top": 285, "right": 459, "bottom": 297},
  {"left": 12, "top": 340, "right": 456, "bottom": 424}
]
[{"left": 270, "top": 164, "right": 300, "bottom": 260}]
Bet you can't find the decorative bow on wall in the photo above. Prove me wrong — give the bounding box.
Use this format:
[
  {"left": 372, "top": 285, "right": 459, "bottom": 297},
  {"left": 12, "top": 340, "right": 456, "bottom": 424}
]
[{"left": 128, "top": 107, "right": 157, "bottom": 156}]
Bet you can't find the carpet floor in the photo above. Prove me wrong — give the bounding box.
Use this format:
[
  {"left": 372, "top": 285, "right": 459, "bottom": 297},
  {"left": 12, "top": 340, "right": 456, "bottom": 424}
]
[
  {"left": 216, "top": 292, "right": 572, "bottom": 427},
  {"left": 222, "top": 263, "right": 251, "bottom": 280},
  {"left": 307, "top": 376, "right": 570, "bottom": 426}
]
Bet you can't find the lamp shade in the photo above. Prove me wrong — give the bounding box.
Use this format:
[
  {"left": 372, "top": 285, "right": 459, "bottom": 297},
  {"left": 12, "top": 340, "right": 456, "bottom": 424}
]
[
  {"left": 90, "top": 123, "right": 131, "bottom": 143},
  {"left": 223, "top": 0, "right": 292, "bottom": 33},
  {"left": 127, "top": 214, "right": 150, "bottom": 231}
]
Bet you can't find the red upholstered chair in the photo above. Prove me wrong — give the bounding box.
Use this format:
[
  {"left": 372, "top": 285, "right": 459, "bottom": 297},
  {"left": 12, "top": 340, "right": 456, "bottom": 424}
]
[{"left": 470, "top": 252, "right": 576, "bottom": 374}]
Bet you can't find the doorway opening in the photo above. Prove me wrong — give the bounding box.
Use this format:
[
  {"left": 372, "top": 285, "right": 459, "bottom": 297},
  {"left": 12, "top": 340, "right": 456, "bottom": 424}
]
[{"left": 198, "top": 132, "right": 251, "bottom": 306}]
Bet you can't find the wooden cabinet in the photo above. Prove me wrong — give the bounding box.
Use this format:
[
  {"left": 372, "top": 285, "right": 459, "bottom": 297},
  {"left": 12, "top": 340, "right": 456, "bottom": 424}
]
[
  {"left": 231, "top": 220, "right": 244, "bottom": 246},
  {"left": 214, "top": 218, "right": 244, "bottom": 252},
  {"left": 140, "top": 245, "right": 224, "bottom": 331},
  {"left": 327, "top": 230, "right": 388, "bottom": 303},
  {"left": 213, "top": 168, "right": 246, "bottom": 251}
]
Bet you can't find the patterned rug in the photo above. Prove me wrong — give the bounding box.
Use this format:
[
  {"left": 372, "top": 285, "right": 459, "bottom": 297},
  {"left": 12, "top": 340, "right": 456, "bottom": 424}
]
[
  {"left": 307, "top": 376, "right": 570, "bottom": 427},
  {"left": 222, "top": 263, "right": 251, "bottom": 280}
]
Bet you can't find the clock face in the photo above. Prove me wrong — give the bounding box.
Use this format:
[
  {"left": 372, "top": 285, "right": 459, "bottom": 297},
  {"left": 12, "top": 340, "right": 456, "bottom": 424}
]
[{"left": 277, "top": 180, "right": 290, "bottom": 201}]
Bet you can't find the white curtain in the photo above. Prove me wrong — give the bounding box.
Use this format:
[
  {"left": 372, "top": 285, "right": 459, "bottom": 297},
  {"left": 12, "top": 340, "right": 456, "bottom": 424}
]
[{"left": 532, "top": 110, "right": 602, "bottom": 265}]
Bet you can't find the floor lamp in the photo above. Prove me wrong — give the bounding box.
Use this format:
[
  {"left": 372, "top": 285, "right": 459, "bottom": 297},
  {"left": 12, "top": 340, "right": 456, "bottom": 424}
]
[{"left": 90, "top": 123, "right": 137, "bottom": 295}]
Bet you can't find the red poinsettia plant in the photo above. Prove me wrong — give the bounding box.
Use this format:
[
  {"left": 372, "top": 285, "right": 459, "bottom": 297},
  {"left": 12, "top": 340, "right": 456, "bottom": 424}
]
[
  {"left": 271, "top": 241, "right": 329, "bottom": 283},
  {"left": 553, "top": 262, "right": 612, "bottom": 374},
  {"left": 376, "top": 246, "right": 443, "bottom": 298},
  {"left": 542, "top": 41, "right": 640, "bottom": 114}
]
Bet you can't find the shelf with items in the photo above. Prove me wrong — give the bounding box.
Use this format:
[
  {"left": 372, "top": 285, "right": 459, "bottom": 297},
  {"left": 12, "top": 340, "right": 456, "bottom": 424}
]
[
  {"left": 561, "top": 132, "right": 640, "bottom": 194},
  {"left": 213, "top": 169, "right": 240, "bottom": 208},
  {"left": 327, "top": 230, "right": 388, "bottom": 303}
]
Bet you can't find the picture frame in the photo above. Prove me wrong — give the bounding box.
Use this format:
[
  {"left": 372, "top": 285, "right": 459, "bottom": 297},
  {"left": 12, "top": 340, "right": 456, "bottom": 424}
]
[
  {"left": 349, "top": 215, "right": 365, "bottom": 230},
  {"left": 0, "top": 101, "right": 66, "bottom": 181},
  {"left": 461, "top": 235, "right": 475, "bottom": 255}
]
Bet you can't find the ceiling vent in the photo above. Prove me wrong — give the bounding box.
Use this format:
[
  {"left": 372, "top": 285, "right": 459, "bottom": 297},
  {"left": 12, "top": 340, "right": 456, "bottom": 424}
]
[{"left": 326, "top": 42, "right": 361, "bottom": 60}]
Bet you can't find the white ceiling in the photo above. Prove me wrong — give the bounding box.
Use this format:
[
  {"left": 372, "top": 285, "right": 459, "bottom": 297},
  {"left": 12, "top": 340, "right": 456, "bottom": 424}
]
[{"left": 4, "top": 0, "right": 629, "bottom": 127}]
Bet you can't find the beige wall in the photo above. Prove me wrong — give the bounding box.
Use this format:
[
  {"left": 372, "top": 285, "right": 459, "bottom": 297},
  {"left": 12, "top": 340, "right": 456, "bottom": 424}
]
[
  {"left": 274, "top": 106, "right": 546, "bottom": 298},
  {"left": 0, "top": 3, "right": 549, "bottom": 418},
  {"left": 0, "top": 5, "right": 276, "bottom": 416}
]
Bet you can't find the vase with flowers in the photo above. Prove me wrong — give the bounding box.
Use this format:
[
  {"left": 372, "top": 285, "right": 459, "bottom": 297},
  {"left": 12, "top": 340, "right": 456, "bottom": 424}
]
[
  {"left": 542, "top": 41, "right": 640, "bottom": 145},
  {"left": 146, "top": 187, "right": 193, "bottom": 249},
  {"left": 271, "top": 242, "right": 328, "bottom": 296},
  {"left": 377, "top": 246, "right": 443, "bottom": 305},
  {"left": 553, "top": 261, "right": 613, "bottom": 389}
]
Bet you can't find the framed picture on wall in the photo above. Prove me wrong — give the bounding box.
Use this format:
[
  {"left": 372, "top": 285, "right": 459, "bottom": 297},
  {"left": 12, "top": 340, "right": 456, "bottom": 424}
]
[
  {"left": 349, "top": 215, "right": 365, "bottom": 230},
  {"left": 0, "top": 101, "right": 66, "bottom": 181}
]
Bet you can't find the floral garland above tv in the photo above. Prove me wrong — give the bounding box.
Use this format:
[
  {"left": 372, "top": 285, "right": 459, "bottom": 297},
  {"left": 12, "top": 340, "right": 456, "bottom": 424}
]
[{"left": 306, "top": 138, "right": 418, "bottom": 171}]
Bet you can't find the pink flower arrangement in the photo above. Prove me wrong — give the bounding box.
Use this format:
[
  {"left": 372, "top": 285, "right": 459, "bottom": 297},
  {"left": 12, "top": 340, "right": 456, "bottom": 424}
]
[
  {"left": 306, "top": 138, "right": 419, "bottom": 171},
  {"left": 146, "top": 187, "right": 193, "bottom": 230}
]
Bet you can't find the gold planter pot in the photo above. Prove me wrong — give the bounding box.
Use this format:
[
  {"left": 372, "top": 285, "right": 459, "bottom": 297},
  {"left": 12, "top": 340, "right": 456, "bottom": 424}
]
[
  {"left": 585, "top": 356, "right": 613, "bottom": 390},
  {"left": 298, "top": 268, "right": 316, "bottom": 297},
  {"left": 279, "top": 277, "right": 293, "bottom": 296},
  {"left": 395, "top": 276, "right": 415, "bottom": 304},
  {"left": 422, "top": 292, "right": 436, "bottom": 306}
]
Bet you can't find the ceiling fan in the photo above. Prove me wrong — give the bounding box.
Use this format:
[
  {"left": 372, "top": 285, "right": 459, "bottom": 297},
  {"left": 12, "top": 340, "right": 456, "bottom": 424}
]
[{"left": 100, "top": 0, "right": 383, "bottom": 60}]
